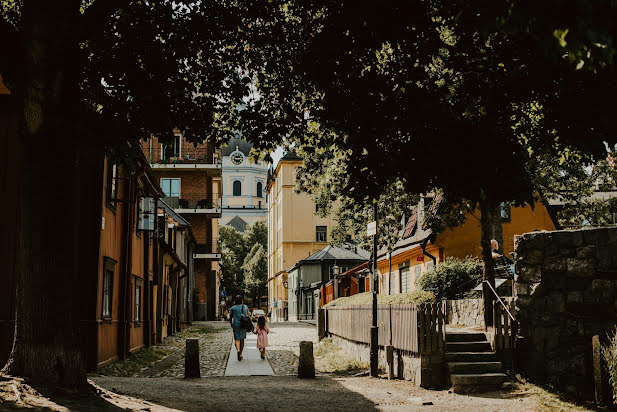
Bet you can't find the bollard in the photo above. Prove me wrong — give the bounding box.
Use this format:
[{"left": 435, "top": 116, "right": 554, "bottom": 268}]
[
  {"left": 298, "top": 341, "right": 315, "bottom": 378},
  {"left": 386, "top": 345, "right": 394, "bottom": 380},
  {"left": 185, "top": 338, "right": 201, "bottom": 378},
  {"left": 317, "top": 309, "right": 326, "bottom": 341}
]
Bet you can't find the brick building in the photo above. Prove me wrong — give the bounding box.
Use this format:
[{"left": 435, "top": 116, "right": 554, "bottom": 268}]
[{"left": 141, "top": 132, "right": 222, "bottom": 320}]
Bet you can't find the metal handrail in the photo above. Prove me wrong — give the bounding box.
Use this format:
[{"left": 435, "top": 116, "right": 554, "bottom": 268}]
[{"left": 482, "top": 280, "right": 516, "bottom": 324}]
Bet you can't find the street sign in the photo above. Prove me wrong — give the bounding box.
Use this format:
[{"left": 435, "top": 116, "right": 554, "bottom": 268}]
[
  {"left": 367, "top": 221, "right": 376, "bottom": 237},
  {"left": 417, "top": 256, "right": 424, "bottom": 262}
]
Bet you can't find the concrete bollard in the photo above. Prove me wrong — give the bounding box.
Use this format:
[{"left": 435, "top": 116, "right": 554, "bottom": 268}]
[
  {"left": 317, "top": 309, "right": 325, "bottom": 341},
  {"left": 386, "top": 345, "right": 394, "bottom": 380},
  {"left": 298, "top": 340, "right": 315, "bottom": 378},
  {"left": 184, "top": 338, "right": 201, "bottom": 378}
]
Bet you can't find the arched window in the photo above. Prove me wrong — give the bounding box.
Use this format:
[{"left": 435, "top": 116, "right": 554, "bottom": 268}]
[
  {"left": 233, "top": 180, "right": 242, "bottom": 196},
  {"left": 256, "top": 182, "right": 263, "bottom": 198}
]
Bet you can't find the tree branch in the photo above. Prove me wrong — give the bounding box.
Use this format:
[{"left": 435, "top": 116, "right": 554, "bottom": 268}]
[
  {"left": 0, "top": 18, "right": 19, "bottom": 93},
  {"left": 79, "top": 0, "right": 129, "bottom": 40}
]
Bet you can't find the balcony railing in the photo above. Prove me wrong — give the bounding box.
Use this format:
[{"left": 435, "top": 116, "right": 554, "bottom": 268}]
[
  {"left": 155, "top": 153, "right": 222, "bottom": 165},
  {"left": 163, "top": 194, "right": 222, "bottom": 210},
  {"left": 194, "top": 240, "right": 220, "bottom": 254}
]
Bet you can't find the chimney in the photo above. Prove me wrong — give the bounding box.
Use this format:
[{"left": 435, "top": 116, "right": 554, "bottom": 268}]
[{"left": 418, "top": 196, "right": 425, "bottom": 228}]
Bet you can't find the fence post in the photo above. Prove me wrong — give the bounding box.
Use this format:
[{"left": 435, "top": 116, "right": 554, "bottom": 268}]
[{"left": 318, "top": 308, "right": 325, "bottom": 341}]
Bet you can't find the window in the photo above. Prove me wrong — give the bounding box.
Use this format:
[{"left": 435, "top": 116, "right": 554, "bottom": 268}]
[
  {"left": 134, "top": 279, "right": 142, "bottom": 322},
  {"left": 381, "top": 275, "right": 387, "bottom": 295},
  {"left": 414, "top": 265, "right": 422, "bottom": 284},
  {"left": 162, "top": 135, "right": 181, "bottom": 160},
  {"left": 256, "top": 182, "right": 263, "bottom": 198},
  {"left": 160, "top": 178, "right": 180, "bottom": 197},
  {"left": 107, "top": 162, "right": 119, "bottom": 208},
  {"left": 102, "top": 258, "right": 116, "bottom": 320},
  {"left": 426, "top": 261, "right": 434, "bottom": 273},
  {"left": 233, "top": 180, "right": 242, "bottom": 196},
  {"left": 500, "top": 202, "right": 511, "bottom": 221},
  {"left": 316, "top": 226, "right": 327, "bottom": 242},
  {"left": 400, "top": 261, "right": 410, "bottom": 293}
]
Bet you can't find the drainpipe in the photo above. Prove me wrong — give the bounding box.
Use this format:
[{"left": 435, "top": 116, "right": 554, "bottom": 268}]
[
  {"left": 421, "top": 239, "right": 437, "bottom": 267},
  {"left": 122, "top": 177, "right": 134, "bottom": 359}
]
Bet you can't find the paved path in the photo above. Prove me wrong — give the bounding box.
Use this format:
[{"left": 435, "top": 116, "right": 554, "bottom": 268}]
[{"left": 224, "top": 332, "right": 274, "bottom": 376}]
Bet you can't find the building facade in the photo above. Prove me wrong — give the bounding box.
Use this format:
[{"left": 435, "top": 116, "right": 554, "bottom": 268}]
[
  {"left": 376, "top": 195, "right": 557, "bottom": 296},
  {"left": 220, "top": 135, "right": 268, "bottom": 232},
  {"left": 266, "top": 152, "right": 337, "bottom": 321},
  {"left": 141, "top": 132, "right": 222, "bottom": 321},
  {"left": 288, "top": 245, "right": 369, "bottom": 321}
]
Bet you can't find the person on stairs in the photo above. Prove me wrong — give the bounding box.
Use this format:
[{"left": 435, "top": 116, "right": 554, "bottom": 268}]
[
  {"left": 229, "top": 295, "right": 251, "bottom": 361},
  {"left": 255, "top": 315, "right": 269, "bottom": 360}
]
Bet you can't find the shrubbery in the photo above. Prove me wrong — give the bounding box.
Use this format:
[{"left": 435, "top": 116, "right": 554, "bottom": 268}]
[
  {"left": 602, "top": 329, "right": 617, "bottom": 402},
  {"left": 415, "top": 256, "right": 483, "bottom": 301}
]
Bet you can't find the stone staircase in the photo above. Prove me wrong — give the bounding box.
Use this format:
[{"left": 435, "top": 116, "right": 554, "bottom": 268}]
[{"left": 445, "top": 331, "right": 508, "bottom": 393}]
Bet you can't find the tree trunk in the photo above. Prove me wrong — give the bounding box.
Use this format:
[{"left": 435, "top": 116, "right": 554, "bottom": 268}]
[
  {"left": 2, "top": 1, "right": 98, "bottom": 388},
  {"left": 479, "top": 192, "right": 500, "bottom": 328}
]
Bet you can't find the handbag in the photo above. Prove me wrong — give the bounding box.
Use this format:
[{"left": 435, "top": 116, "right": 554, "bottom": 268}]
[{"left": 240, "top": 305, "right": 253, "bottom": 331}]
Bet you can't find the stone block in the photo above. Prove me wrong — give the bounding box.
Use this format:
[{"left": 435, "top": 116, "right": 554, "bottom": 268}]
[
  {"left": 184, "top": 338, "right": 201, "bottom": 378},
  {"left": 526, "top": 250, "right": 544, "bottom": 265},
  {"left": 567, "top": 291, "right": 583, "bottom": 304},
  {"left": 576, "top": 246, "right": 597, "bottom": 259},
  {"left": 566, "top": 258, "right": 595, "bottom": 277},
  {"left": 298, "top": 341, "right": 315, "bottom": 378},
  {"left": 566, "top": 277, "right": 589, "bottom": 291},
  {"left": 583, "top": 228, "right": 610, "bottom": 245},
  {"left": 515, "top": 282, "right": 529, "bottom": 296},
  {"left": 543, "top": 257, "right": 567, "bottom": 273},
  {"left": 519, "top": 232, "right": 546, "bottom": 251},
  {"left": 597, "top": 247, "right": 614, "bottom": 271},
  {"left": 518, "top": 264, "right": 541, "bottom": 283},
  {"left": 547, "top": 294, "right": 565, "bottom": 313}
]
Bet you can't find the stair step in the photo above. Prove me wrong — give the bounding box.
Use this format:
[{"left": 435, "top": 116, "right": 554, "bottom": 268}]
[
  {"left": 445, "top": 351, "right": 497, "bottom": 362},
  {"left": 447, "top": 361, "right": 503, "bottom": 374},
  {"left": 450, "top": 373, "right": 508, "bottom": 386},
  {"left": 446, "top": 341, "right": 492, "bottom": 352},
  {"left": 445, "top": 332, "right": 487, "bottom": 342}
]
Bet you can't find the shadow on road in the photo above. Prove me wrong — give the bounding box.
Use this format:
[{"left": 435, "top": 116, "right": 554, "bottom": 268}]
[{"left": 93, "top": 375, "right": 379, "bottom": 411}]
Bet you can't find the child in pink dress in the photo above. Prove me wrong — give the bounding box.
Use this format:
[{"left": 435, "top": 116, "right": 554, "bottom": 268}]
[{"left": 255, "top": 315, "right": 269, "bottom": 359}]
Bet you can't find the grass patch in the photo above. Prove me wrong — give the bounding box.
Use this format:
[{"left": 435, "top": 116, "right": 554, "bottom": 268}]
[
  {"left": 97, "top": 346, "right": 176, "bottom": 377},
  {"left": 314, "top": 338, "right": 369, "bottom": 375},
  {"left": 515, "top": 375, "right": 598, "bottom": 412},
  {"left": 325, "top": 291, "right": 435, "bottom": 307}
]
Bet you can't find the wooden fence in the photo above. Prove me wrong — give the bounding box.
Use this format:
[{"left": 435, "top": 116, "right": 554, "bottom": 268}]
[
  {"left": 325, "top": 302, "right": 445, "bottom": 354},
  {"left": 493, "top": 301, "right": 516, "bottom": 351}
]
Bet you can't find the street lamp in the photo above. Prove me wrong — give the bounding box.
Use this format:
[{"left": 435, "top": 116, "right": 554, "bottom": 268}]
[{"left": 332, "top": 261, "right": 340, "bottom": 278}]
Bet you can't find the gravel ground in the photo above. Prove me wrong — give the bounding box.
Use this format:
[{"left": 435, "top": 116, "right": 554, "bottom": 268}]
[{"left": 90, "top": 375, "right": 541, "bottom": 411}]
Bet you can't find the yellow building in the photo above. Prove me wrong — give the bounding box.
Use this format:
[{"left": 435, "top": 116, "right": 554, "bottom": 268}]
[
  {"left": 376, "top": 196, "right": 557, "bottom": 295},
  {"left": 266, "top": 152, "right": 336, "bottom": 321}
]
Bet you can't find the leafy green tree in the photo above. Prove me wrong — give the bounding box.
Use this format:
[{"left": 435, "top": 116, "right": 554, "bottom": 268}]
[
  {"left": 416, "top": 257, "right": 484, "bottom": 301},
  {"left": 219, "top": 221, "right": 267, "bottom": 303},
  {"left": 242, "top": 243, "right": 268, "bottom": 308},
  {"left": 0, "top": 0, "right": 264, "bottom": 387}
]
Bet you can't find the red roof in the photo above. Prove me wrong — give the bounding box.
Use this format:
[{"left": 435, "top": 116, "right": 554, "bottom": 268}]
[
  {"left": 339, "top": 261, "right": 369, "bottom": 278},
  {"left": 402, "top": 207, "right": 418, "bottom": 239}
]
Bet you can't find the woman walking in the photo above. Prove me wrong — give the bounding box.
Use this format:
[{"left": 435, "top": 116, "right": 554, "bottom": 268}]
[{"left": 229, "top": 295, "right": 251, "bottom": 361}]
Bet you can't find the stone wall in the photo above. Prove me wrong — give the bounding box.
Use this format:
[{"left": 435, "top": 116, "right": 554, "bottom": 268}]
[
  {"left": 514, "top": 227, "right": 617, "bottom": 400},
  {"left": 329, "top": 335, "right": 444, "bottom": 388},
  {"left": 446, "top": 299, "right": 484, "bottom": 327},
  {"left": 445, "top": 298, "right": 513, "bottom": 328}
]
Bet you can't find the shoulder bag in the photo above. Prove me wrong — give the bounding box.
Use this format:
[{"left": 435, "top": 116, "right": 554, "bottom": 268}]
[{"left": 240, "top": 305, "right": 253, "bottom": 331}]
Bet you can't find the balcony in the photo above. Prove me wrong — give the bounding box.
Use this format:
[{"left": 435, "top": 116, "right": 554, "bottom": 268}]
[
  {"left": 193, "top": 240, "right": 221, "bottom": 260},
  {"left": 151, "top": 155, "right": 222, "bottom": 176},
  {"left": 162, "top": 194, "right": 222, "bottom": 216}
]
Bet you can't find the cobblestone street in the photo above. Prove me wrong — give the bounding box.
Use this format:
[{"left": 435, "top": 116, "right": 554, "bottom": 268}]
[
  {"left": 97, "top": 321, "right": 317, "bottom": 379},
  {"left": 263, "top": 322, "right": 318, "bottom": 375}
]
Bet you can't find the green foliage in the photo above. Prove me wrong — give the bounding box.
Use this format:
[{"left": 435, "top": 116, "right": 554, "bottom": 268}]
[
  {"left": 242, "top": 243, "right": 267, "bottom": 302},
  {"left": 325, "top": 290, "right": 435, "bottom": 308},
  {"left": 219, "top": 222, "right": 267, "bottom": 301},
  {"left": 415, "top": 257, "right": 484, "bottom": 301},
  {"left": 602, "top": 329, "right": 617, "bottom": 403}
]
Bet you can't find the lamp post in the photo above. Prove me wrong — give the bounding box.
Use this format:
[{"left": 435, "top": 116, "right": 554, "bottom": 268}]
[{"left": 369, "top": 203, "right": 378, "bottom": 378}]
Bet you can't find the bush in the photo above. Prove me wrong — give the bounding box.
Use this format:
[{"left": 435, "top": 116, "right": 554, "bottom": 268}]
[
  {"left": 325, "top": 290, "right": 435, "bottom": 307},
  {"left": 415, "top": 256, "right": 483, "bottom": 301},
  {"left": 602, "top": 329, "right": 617, "bottom": 402}
]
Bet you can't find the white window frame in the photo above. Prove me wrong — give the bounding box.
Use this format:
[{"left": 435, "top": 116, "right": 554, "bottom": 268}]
[
  {"left": 160, "top": 178, "right": 181, "bottom": 198},
  {"left": 160, "top": 134, "right": 182, "bottom": 160}
]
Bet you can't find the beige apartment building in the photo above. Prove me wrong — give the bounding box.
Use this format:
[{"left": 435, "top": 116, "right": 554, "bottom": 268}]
[{"left": 266, "top": 152, "right": 336, "bottom": 321}]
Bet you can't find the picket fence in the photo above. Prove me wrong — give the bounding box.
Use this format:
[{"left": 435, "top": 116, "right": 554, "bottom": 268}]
[{"left": 324, "top": 302, "right": 446, "bottom": 354}]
